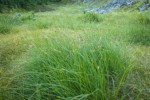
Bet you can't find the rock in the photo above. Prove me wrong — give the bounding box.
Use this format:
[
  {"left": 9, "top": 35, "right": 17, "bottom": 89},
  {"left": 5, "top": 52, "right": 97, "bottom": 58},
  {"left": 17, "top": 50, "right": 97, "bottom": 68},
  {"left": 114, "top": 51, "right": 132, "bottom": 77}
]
[
  {"left": 86, "top": 0, "right": 150, "bottom": 14},
  {"left": 139, "top": 3, "right": 150, "bottom": 11},
  {"left": 90, "top": 0, "right": 135, "bottom": 14}
]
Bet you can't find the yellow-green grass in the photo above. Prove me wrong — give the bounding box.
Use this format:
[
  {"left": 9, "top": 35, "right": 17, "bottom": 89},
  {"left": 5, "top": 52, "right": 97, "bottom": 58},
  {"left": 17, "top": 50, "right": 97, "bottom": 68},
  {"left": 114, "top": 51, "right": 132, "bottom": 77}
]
[{"left": 0, "top": 4, "right": 150, "bottom": 100}]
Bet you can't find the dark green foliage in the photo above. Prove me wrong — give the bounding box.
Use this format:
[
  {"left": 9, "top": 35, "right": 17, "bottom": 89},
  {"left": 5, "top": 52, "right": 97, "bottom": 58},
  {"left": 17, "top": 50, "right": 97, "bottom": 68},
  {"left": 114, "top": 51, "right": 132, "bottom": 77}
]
[
  {"left": 0, "top": 16, "right": 13, "bottom": 34},
  {"left": 0, "top": 0, "right": 62, "bottom": 11},
  {"left": 34, "top": 5, "right": 55, "bottom": 12},
  {"left": 137, "top": 14, "right": 150, "bottom": 24},
  {"left": 81, "top": 13, "right": 102, "bottom": 23},
  {"left": 0, "top": 24, "right": 12, "bottom": 34}
]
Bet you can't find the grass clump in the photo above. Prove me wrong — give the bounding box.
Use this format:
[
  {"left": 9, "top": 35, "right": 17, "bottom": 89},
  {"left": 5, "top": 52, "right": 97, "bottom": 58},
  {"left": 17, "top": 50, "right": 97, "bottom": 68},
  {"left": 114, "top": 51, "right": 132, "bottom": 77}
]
[
  {"left": 0, "top": 24, "right": 12, "bottom": 34},
  {"left": 0, "top": 14, "right": 23, "bottom": 34},
  {"left": 1, "top": 33, "right": 132, "bottom": 100},
  {"left": 80, "top": 12, "right": 102, "bottom": 23},
  {"left": 137, "top": 14, "right": 150, "bottom": 24},
  {"left": 20, "top": 12, "right": 36, "bottom": 21},
  {"left": 34, "top": 19, "right": 52, "bottom": 29},
  {"left": 128, "top": 27, "right": 150, "bottom": 46},
  {"left": 0, "top": 16, "right": 13, "bottom": 34}
]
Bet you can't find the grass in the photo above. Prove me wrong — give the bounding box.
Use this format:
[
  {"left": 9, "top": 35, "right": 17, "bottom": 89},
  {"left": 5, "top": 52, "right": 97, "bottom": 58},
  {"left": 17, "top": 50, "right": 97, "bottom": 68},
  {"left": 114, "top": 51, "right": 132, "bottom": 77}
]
[
  {"left": 80, "top": 12, "right": 103, "bottom": 23},
  {"left": 2, "top": 33, "right": 132, "bottom": 99},
  {"left": 0, "top": 3, "right": 150, "bottom": 100},
  {"left": 128, "top": 26, "right": 150, "bottom": 46},
  {"left": 0, "top": 14, "right": 24, "bottom": 34},
  {"left": 137, "top": 14, "right": 150, "bottom": 24},
  {"left": 0, "top": 15, "right": 13, "bottom": 34}
]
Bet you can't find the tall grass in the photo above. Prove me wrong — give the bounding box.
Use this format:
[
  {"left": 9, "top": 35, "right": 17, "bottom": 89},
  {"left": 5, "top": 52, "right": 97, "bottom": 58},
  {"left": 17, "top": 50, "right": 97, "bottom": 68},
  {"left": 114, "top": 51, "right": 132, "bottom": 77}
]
[
  {"left": 0, "top": 15, "right": 13, "bottom": 34},
  {"left": 0, "top": 15, "right": 22, "bottom": 34},
  {"left": 1, "top": 33, "right": 132, "bottom": 100},
  {"left": 0, "top": 12, "right": 37, "bottom": 34},
  {"left": 80, "top": 12, "right": 103, "bottom": 23},
  {"left": 137, "top": 14, "right": 150, "bottom": 24},
  {"left": 129, "top": 26, "right": 150, "bottom": 46},
  {"left": 127, "top": 14, "right": 150, "bottom": 46},
  {"left": 0, "top": 3, "right": 149, "bottom": 100}
]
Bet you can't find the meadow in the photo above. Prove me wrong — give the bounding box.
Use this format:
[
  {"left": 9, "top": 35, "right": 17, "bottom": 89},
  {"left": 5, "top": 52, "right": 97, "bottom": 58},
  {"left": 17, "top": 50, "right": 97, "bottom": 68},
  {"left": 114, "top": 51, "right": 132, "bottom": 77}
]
[{"left": 0, "top": 3, "right": 150, "bottom": 100}]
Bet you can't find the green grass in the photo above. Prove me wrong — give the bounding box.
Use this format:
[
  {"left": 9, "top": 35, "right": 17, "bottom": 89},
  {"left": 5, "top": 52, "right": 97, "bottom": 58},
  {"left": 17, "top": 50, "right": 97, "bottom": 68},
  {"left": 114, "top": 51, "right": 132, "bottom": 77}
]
[
  {"left": 1, "top": 33, "right": 132, "bottom": 99},
  {"left": 137, "top": 14, "right": 150, "bottom": 24},
  {"left": 0, "top": 15, "right": 13, "bottom": 34},
  {"left": 0, "top": 3, "right": 150, "bottom": 100},
  {"left": 80, "top": 12, "right": 103, "bottom": 23},
  {"left": 128, "top": 26, "right": 150, "bottom": 46}
]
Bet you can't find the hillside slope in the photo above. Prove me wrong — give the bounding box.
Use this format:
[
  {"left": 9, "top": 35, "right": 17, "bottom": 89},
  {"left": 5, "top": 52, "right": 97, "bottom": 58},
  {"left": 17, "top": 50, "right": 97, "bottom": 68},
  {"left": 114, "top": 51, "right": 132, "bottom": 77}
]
[{"left": 86, "top": 0, "right": 150, "bottom": 13}]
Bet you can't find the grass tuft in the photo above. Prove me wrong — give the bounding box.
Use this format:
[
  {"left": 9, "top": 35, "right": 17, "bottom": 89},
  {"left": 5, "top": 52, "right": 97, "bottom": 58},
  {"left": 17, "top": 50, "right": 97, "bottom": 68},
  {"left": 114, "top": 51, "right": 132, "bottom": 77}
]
[
  {"left": 34, "top": 19, "right": 52, "bottom": 29},
  {"left": 0, "top": 14, "right": 23, "bottom": 34},
  {"left": 0, "top": 25, "right": 12, "bottom": 34},
  {"left": 1, "top": 33, "right": 132, "bottom": 99},
  {"left": 80, "top": 12, "right": 102, "bottom": 23},
  {"left": 128, "top": 26, "right": 150, "bottom": 46},
  {"left": 137, "top": 14, "right": 150, "bottom": 24}
]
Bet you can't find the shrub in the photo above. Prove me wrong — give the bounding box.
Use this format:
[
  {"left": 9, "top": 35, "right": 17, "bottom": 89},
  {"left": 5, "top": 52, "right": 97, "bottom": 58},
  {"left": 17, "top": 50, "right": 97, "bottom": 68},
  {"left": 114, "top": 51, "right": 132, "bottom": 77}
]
[
  {"left": 81, "top": 12, "right": 102, "bottom": 23},
  {"left": 137, "top": 14, "right": 150, "bottom": 24},
  {"left": 0, "top": 0, "right": 62, "bottom": 11}
]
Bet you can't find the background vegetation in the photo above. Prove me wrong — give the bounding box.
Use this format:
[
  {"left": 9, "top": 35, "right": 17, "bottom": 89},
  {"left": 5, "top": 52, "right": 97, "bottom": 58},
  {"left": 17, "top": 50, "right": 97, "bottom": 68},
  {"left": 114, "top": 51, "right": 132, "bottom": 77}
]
[{"left": 0, "top": 0, "right": 62, "bottom": 12}]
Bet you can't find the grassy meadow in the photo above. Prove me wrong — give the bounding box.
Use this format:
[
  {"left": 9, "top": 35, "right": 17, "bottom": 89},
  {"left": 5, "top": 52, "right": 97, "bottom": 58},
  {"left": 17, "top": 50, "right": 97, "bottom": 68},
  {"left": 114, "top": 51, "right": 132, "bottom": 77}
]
[{"left": 0, "top": 3, "right": 150, "bottom": 100}]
